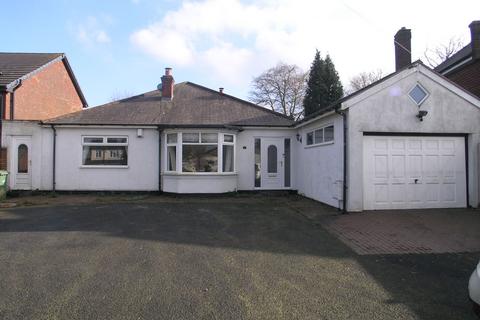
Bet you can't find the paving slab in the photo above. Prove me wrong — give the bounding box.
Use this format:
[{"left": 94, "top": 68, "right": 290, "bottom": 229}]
[{"left": 321, "top": 208, "right": 480, "bottom": 255}]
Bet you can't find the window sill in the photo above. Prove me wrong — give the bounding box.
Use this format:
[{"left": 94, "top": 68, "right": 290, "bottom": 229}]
[
  {"left": 80, "top": 165, "right": 129, "bottom": 169},
  {"left": 163, "top": 172, "right": 237, "bottom": 176},
  {"left": 304, "top": 141, "right": 334, "bottom": 149}
]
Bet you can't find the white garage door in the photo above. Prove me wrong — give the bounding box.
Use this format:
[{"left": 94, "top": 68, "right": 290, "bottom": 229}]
[{"left": 363, "top": 135, "right": 466, "bottom": 210}]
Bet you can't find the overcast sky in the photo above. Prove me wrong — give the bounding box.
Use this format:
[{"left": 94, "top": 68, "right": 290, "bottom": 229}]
[{"left": 2, "top": 0, "right": 479, "bottom": 106}]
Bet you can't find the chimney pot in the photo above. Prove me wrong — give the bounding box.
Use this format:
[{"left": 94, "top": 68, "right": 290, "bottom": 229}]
[
  {"left": 161, "top": 67, "right": 174, "bottom": 100},
  {"left": 394, "top": 27, "right": 412, "bottom": 71},
  {"left": 469, "top": 20, "right": 480, "bottom": 60},
  {"left": 219, "top": 87, "right": 224, "bottom": 94}
]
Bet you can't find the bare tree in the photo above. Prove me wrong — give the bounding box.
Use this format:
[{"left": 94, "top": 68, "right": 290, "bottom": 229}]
[
  {"left": 347, "top": 69, "right": 384, "bottom": 94},
  {"left": 249, "top": 63, "right": 307, "bottom": 120},
  {"left": 424, "top": 37, "right": 464, "bottom": 68},
  {"left": 110, "top": 90, "right": 135, "bottom": 102}
]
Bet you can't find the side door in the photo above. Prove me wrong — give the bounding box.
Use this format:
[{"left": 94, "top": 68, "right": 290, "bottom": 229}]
[{"left": 11, "top": 136, "right": 32, "bottom": 190}]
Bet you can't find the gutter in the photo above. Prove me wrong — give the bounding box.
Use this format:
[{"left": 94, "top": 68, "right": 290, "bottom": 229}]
[
  {"left": 51, "top": 125, "right": 56, "bottom": 192},
  {"left": 335, "top": 107, "right": 348, "bottom": 214}
]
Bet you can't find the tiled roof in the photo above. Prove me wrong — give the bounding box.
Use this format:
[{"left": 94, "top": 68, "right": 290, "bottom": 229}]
[
  {"left": 45, "top": 82, "right": 294, "bottom": 127},
  {"left": 0, "top": 52, "right": 63, "bottom": 87},
  {"left": 434, "top": 45, "right": 472, "bottom": 74}
]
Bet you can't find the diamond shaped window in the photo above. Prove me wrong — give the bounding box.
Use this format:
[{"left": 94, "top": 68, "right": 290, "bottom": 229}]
[{"left": 409, "top": 83, "right": 428, "bottom": 106}]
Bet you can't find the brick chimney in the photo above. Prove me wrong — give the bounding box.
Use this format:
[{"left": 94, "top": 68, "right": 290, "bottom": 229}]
[
  {"left": 469, "top": 20, "right": 480, "bottom": 60},
  {"left": 161, "top": 67, "right": 174, "bottom": 100},
  {"left": 394, "top": 27, "right": 412, "bottom": 71}
]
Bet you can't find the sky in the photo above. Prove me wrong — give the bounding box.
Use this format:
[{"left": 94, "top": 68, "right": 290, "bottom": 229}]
[{"left": 1, "top": 0, "right": 479, "bottom": 107}]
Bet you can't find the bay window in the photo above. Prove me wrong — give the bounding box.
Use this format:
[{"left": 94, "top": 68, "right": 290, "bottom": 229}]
[
  {"left": 166, "top": 133, "right": 177, "bottom": 171},
  {"left": 82, "top": 136, "right": 128, "bottom": 166},
  {"left": 165, "top": 132, "right": 235, "bottom": 173}
]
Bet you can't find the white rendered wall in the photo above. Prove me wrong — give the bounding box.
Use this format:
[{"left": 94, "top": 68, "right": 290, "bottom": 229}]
[
  {"left": 345, "top": 67, "right": 480, "bottom": 211},
  {"left": 162, "top": 174, "right": 237, "bottom": 193},
  {"left": 294, "top": 114, "right": 344, "bottom": 208},
  {"left": 2, "top": 121, "right": 54, "bottom": 190},
  {"left": 55, "top": 127, "right": 159, "bottom": 191},
  {"left": 235, "top": 128, "right": 296, "bottom": 190}
]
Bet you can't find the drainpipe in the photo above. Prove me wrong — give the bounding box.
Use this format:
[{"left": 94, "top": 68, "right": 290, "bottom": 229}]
[
  {"left": 51, "top": 125, "right": 56, "bottom": 192},
  {"left": 157, "top": 127, "right": 162, "bottom": 193},
  {"left": 7, "top": 80, "right": 22, "bottom": 120},
  {"left": 335, "top": 108, "right": 348, "bottom": 214}
]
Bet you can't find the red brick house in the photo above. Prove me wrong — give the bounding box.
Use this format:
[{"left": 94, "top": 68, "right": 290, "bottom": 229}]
[
  {"left": 0, "top": 52, "right": 88, "bottom": 169},
  {"left": 435, "top": 20, "right": 480, "bottom": 97}
]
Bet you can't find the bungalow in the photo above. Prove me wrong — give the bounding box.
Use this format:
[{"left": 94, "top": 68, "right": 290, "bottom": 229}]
[{"left": 2, "top": 28, "right": 480, "bottom": 211}]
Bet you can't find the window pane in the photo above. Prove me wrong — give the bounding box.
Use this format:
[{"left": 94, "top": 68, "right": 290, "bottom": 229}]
[
  {"left": 201, "top": 133, "right": 218, "bottom": 143},
  {"left": 254, "top": 138, "right": 261, "bottom": 187},
  {"left": 314, "top": 129, "right": 324, "bottom": 144},
  {"left": 224, "top": 134, "right": 234, "bottom": 143},
  {"left": 82, "top": 146, "right": 128, "bottom": 165},
  {"left": 182, "top": 145, "right": 218, "bottom": 172},
  {"left": 83, "top": 137, "right": 103, "bottom": 144},
  {"left": 17, "top": 144, "right": 28, "bottom": 173},
  {"left": 182, "top": 133, "right": 199, "bottom": 143},
  {"left": 409, "top": 84, "right": 428, "bottom": 105},
  {"left": 107, "top": 137, "right": 127, "bottom": 144},
  {"left": 167, "top": 133, "right": 177, "bottom": 144},
  {"left": 222, "top": 145, "right": 234, "bottom": 172},
  {"left": 267, "top": 145, "right": 277, "bottom": 173},
  {"left": 167, "top": 146, "right": 176, "bottom": 171},
  {"left": 306, "top": 132, "right": 314, "bottom": 145},
  {"left": 284, "top": 139, "right": 290, "bottom": 187},
  {"left": 324, "top": 126, "right": 334, "bottom": 142}
]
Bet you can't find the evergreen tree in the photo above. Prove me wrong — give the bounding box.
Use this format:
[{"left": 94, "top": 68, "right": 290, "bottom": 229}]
[{"left": 303, "top": 50, "right": 344, "bottom": 116}]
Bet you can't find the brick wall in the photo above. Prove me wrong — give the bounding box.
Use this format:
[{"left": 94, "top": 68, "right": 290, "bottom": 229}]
[
  {"left": 3, "top": 60, "right": 84, "bottom": 120},
  {"left": 0, "top": 148, "right": 7, "bottom": 170},
  {"left": 445, "top": 60, "right": 480, "bottom": 98}
]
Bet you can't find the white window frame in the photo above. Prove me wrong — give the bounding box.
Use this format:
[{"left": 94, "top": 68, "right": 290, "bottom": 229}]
[
  {"left": 221, "top": 134, "right": 235, "bottom": 173},
  {"left": 81, "top": 135, "right": 129, "bottom": 168},
  {"left": 166, "top": 133, "right": 178, "bottom": 172},
  {"left": 164, "top": 131, "right": 236, "bottom": 174},
  {"left": 305, "top": 124, "right": 334, "bottom": 147},
  {"left": 408, "top": 82, "right": 430, "bottom": 106}
]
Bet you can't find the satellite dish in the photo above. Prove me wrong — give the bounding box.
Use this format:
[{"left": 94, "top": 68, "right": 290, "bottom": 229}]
[{"left": 157, "top": 83, "right": 162, "bottom": 91}]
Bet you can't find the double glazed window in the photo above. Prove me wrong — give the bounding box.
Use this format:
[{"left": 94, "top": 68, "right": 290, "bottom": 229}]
[
  {"left": 166, "top": 132, "right": 235, "bottom": 173},
  {"left": 306, "top": 125, "right": 334, "bottom": 146},
  {"left": 82, "top": 136, "right": 128, "bottom": 166}
]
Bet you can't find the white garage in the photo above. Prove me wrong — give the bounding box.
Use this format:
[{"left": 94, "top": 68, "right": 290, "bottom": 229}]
[{"left": 363, "top": 135, "right": 467, "bottom": 210}]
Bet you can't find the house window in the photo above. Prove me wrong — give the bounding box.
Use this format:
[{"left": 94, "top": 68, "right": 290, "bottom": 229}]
[
  {"left": 409, "top": 83, "right": 429, "bottom": 106},
  {"left": 166, "top": 134, "right": 177, "bottom": 171},
  {"left": 222, "top": 134, "right": 234, "bottom": 172},
  {"left": 306, "top": 124, "right": 334, "bottom": 146},
  {"left": 284, "top": 139, "right": 291, "bottom": 187},
  {"left": 254, "top": 138, "right": 261, "bottom": 187},
  {"left": 82, "top": 136, "right": 128, "bottom": 166},
  {"left": 166, "top": 132, "right": 235, "bottom": 174}
]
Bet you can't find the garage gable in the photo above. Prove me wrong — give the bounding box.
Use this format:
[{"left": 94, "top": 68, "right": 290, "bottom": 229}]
[{"left": 345, "top": 64, "right": 480, "bottom": 135}]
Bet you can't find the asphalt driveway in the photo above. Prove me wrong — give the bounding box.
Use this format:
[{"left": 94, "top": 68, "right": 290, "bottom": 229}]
[{"left": 0, "top": 195, "right": 478, "bottom": 319}]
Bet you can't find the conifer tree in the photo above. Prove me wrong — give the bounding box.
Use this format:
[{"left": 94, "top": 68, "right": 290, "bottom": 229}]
[{"left": 303, "top": 50, "right": 344, "bottom": 116}]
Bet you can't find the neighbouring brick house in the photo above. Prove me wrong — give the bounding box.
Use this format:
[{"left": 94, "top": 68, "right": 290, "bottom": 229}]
[
  {"left": 0, "top": 52, "right": 87, "bottom": 169},
  {"left": 435, "top": 20, "right": 480, "bottom": 97}
]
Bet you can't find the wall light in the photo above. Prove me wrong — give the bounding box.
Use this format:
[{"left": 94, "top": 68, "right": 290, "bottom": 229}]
[
  {"left": 296, "top": 133, "right": 302, "bottom": 143},
  {"left": 416, "top": 110, "right": 428, "bottom": 121}
]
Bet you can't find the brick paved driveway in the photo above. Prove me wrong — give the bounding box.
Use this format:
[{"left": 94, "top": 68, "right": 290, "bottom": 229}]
[{"left": 321, "top": 208, "right": 480, "bottom": 255}]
